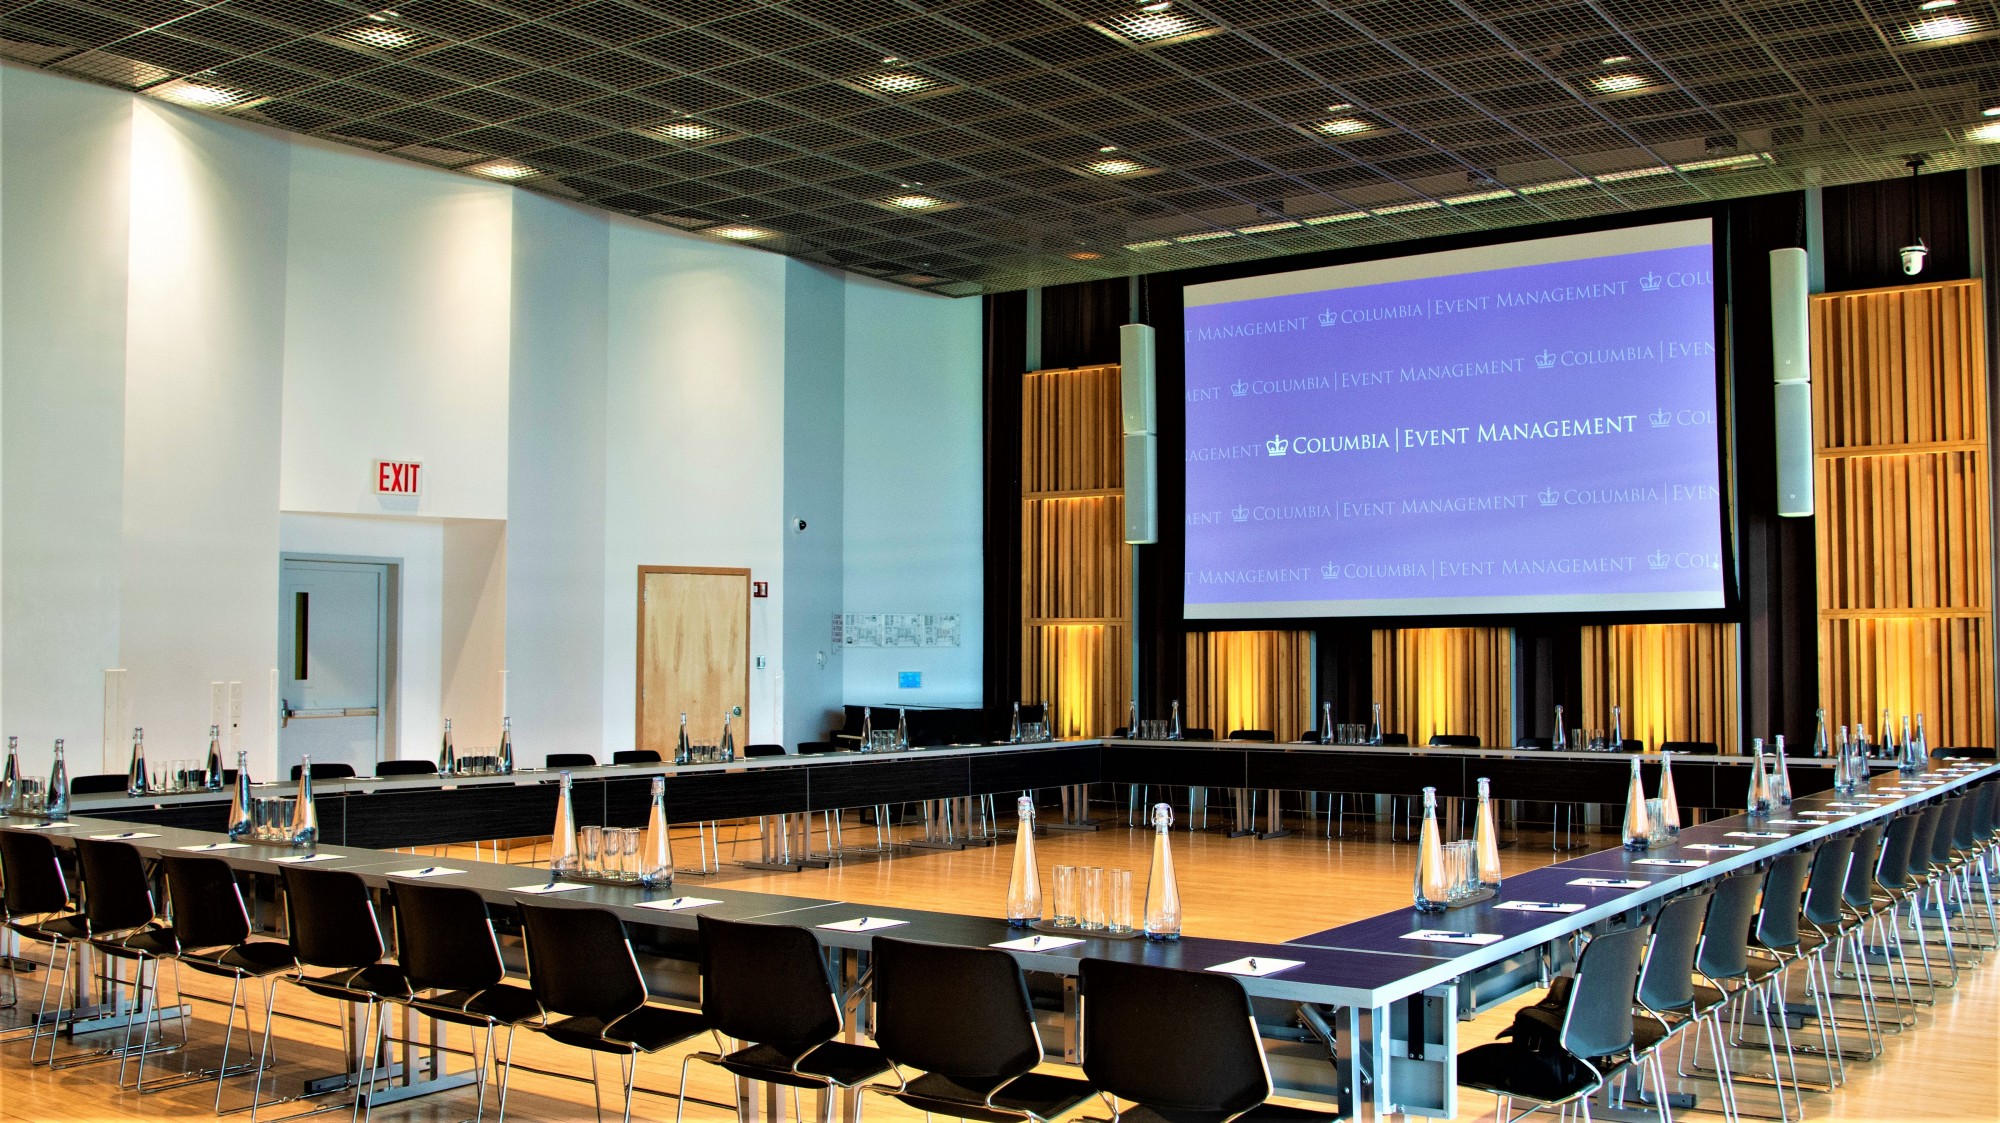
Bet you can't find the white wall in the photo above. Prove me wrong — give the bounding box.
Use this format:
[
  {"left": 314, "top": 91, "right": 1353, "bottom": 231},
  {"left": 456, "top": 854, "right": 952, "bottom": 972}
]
[
  {"left": 441, "top": 518, "right": 506, "bottom": 748},
  {"left": 842, "top": 276, "right": 985, "bottom": 707},
  {"left": 782, "top": 261, "right": 846, "bottom": 744},
  {"left": 279, "top": 142, "right": 511, "bottom": 521}
]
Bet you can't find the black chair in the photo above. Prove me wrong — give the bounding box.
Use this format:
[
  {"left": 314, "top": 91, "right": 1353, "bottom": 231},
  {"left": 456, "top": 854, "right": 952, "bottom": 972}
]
[
  {"left": 393, "top": 882, "right": 545, "bottom": 1123},
  {"left": 376, "top": 760, "right": 439, "bottom": 777},
  {"left": 1797, "top": 833, "right": 1872, "bottom": 1068},
  {"left": 518, "top": 903, "right": 705, "bottom": 1123},
  {"left": 1690, "top": 869, "right": 1793, "bottom": 1110},
  {"left": 158, "top": 855, "right": 296, "bottom": 1111},
  {"left": 612, "top": 749, "right": 662, "bottom": 765},
  {"left": 1078, "top": 957, "right": 1334, "bottom": 1123},
  {"left": 1377, "top": 733, "right": 1410, "bottom": 746},
  {"left": 546, "top": 753, "right": 597, "bottom": 768},
  {"left": 278, "top": 866, "right": 410, "bottom": 1122},
  {"left": 1227, "top": 729, "right": 1274, "bottom": 742},
  {"left": 1934, "top": 746, "right": 1996, "bottom": 759},
  {"left": 1, "top": 829, "right": 86, "bottom": 1064},
  {"left": 865, "top": 937, "right": 1092, "bottom": 1123},
  {"left": 1428, "top": 734, "right": 1480, "bottom": 748},
  {"left": 744, "top": 744, "right": 787, "bottom": 758},
  {"left": 1633, "top": 889, "right": 1734, "bottom": 1122},
  {"left": 289, "top": 762, "right": 357, "bottom": 781},
  {"left": 683, "top": 917, "right": 889, "bottom": 1123},
  {"left": 70, "top": 773, "right": 128, "bottom": 795},
  {"left": 1515, "top": 736, "right": 1552, "bottom": 750},
  {"left": 1182, "top": 727, "right": 1215, "bottom": 741},
  {"left": 1745, "top": 849, "right": 1817, "bottom": 1110},
  {"left": 74, "top": 838, "right": 177, "bottom": 1078},
  {"left": 796, "top": 741, "right": 842, "bottom": 755},
  {"left": 1457, "top": 924, "right": 1651, "bottom": 1118},
  {"left": 1659, "top": 741, "right": 1720, "bottom": 755}
]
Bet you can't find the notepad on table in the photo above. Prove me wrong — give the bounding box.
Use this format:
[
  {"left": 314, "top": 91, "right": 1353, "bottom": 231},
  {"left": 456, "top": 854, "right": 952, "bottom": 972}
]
[
  {"left": 1635, "top": 858, "right": 1709, "bottom": 867},
  {"left": 990, "top": 934, "right": 1083, "bottom": 952},
  {"left": 1400, "top": 930, "right": 1502, "bottom": 946},
  {"left": 1495, "top": 901, "right": 1586, "bottom": 914},
  {"left": 386, "top": 866, "right": 465, "bottom": 879},
  {"left": 1207, "top": 956, "right": 1302, "bottom": 977},
  {"left": 1726, "top": 831, "right": 1791, "bottom": 840},
  {"left": 1570, "top": 877, "right": 1650, "bottom": 889},
  {"left": 1686, "top": 844, "right": 1752, "bottom": 852},
  {"left": 512, "top": 881, "right": 588, "bottom": 894},
  {"left": 177, "top": 842, "right": 247, "bottom": 851},
  {"left": 817, "top": 916, "right": 908, "bottom": 933},
  {"left": 634, "top": 896, "right": 721, "bottom": 912},
  {"left": 88, "top": 832, "right": 158, "bottom": 841},
  {"left": 273, "top": 852, "right": 345, "bottom": 864}
]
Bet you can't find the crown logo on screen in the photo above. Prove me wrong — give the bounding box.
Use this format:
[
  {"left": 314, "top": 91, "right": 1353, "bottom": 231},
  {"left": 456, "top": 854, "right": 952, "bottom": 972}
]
[
  {"left": 1539, "top": 486, "right": 1560, "bottom": 507},
  {"left": 1650, "top": 407, "right": 1673, "bottom": 428},
  {"left": 1317, "top": 308, "right": 1338, "bottom": 328},
  {"left": 1640, "top": 270, "right": 1663, "bottom": 292},
  {"left": 1265, "top": 434, "right": 1288, "bottom": 456},
  {"left": 1648, "top": 550, "right": 1671, "bottom": 570},
  {"left": 1232, "top": 504, "right": 1250, "bottom": 522},
  {"left": 1535, "top": 349, "right": 1557, "bottom": 369},
  {"left": 1231, "top": 379, "right": 1249, "bottom": 397},
  {"left": 1322, "top": 560, "right": 1338, "bottom": 579}
]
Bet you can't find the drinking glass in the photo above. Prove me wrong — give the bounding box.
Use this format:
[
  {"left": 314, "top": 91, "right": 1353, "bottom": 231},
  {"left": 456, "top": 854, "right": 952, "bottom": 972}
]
[
  {"left": 277, "top": 799, "right": 296, "bottom": 838},
  {"left": 1570, "top": 729, "right": 1586, "bottom": 753},
  {"left": 617, "top": 828, "right": 643, "bottom": 880},
  {"left": 1080, "top": 867, "right": 1105, "bottom": 930},
  {"left": 1051, "top": 865, "right": 1078, "bottom": 927},
  {"left": 19, "top": 777, "right": 44, "bottom": 815},
  {"left": 580, "top": 825, "right": 603, "bottom": 876},
  {"left": 1107, "top": 869, "right": 1134, "bottom": 934},
  {"left": 250, "top": 797, "right": 269, "bottom": 841}
]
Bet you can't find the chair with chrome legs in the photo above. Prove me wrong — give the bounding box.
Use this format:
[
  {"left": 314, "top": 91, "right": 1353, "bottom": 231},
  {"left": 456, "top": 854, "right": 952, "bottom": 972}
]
[
  {"left": 1862, "top": 812, "right": 1935, "bottom": 1011},
  {"left": 1079, "top": 957, "right": 1336, "bottom": 1123},
  {"left": 681, "top": 916, "right": 889, "bottom": 1123},
  {"left": 1795, "top": 833, "right": 1877, "bottom": 1067},
  {"left": 1633, "top": 888, "right": 1735, "bottom": 1123},
  {"left": 391, "top": 882, "right": 545, "bottom": 1123},
  {"left": 1688, "top": 868, "right": 1797, "bottom": 1123},
  {"left": 275, "top": 865, "right": 410, "bottom": 1123},
  {"left": 1916, "top": 796, "right": 1977, "bottom": 969},
  {"left": 1831, "top": 821, "right": 1904, "bottom": 1034},
  {"left": 518, "top": 902, "right": 706, "bottom": 1123},
  {"left": 1948, "top": 781, "right": 1999, "bottom": 949},
  {"left": 0, "top": 829, "right": 87, "bottom": 1065},
  {"left": 864, "top": 937, "right": 1093, "bottom": 1123},
  {"left": 1885, "top": 807, "right": 1951, "bottom": 998},
  {"left": 73, "top": 838, "right": 182, "bottom": 1081},
  {"left": 1745, "top": 845, "right": 1839, "bottom": 1103},
  {"left": 154, "top": 854, "right": 296, "bottom": 1112},
  {"left": 1456, "top": 923, "right": 1653, "bottom": 1123}
]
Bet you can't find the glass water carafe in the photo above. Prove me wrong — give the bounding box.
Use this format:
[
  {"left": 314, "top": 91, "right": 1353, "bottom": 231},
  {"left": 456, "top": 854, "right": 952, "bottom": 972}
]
[
  {"left": 676, "top": 712, "right": 692, "bottom": 765},
  {"left": 438, "top": 718, "right": 457, "bottom": 776},
  {"left": 1413, "top": 787, "right": 1450, "bottom": 912},
  {"left": 1008, "top": 702, "right": 1020, "bottom": 743},
  {"left": 227, "top": 750, "right": 252, "bottom": 838},
  {"left": 550, "top": 771, "right": 580, "bottom": 872},
  {"left": 1, "top": 736, "right": 18, "bottom": 813},
  {"left": 1746, "top": 738, "right": 1772, "bottom": 816},
  {"left": 1657, "top": 750, "right": 1681, "bottom": 835},
  {"left": 642, "top": 776, "right": 673, "bottom": 886},
  {"left": 46, "top": 739, "right": 69, "bottom": 822},
  {"left": 1853, "top": 721, "right": 1872, "bottom": 762},
  {"left": 1005, "top": 796, "right": 1042, "bottom": 927},
  {"left": 1879, "top": 710, "right": 1896, "bottom": 760},
  {"left": 719, "top": 711, "right": 736, "bottom": 762},
  {"left": 1369, "top": 701, "right": 1382, "bottom": 745},
  {"left": 1910, "top": 714, "right": 1930, "bottom": 770},
  {"left": 1142, "top": 803, "right": 1182, "bottom": 940},
  {"left": 497, "top": 717, "right": 514, "bottom": 775},
  {"left": 1473, "top": 777, "right": 1502, "bottom": 890},
  {"left": 1168, "top": 700, "right": 1182, "bottom": 740},
  {"left": 1320, "top": 702, "right": 1333, "bottom": 745},
  {"left": 1769, "top": 735, "right": 1793, "bottom": 806},
  {"left": 126, "top": 727, "right": 148, "bottom": 797},
  {"left": 1812, "top": 708, "right": 1829, "bottom": 758},
  {"left": 1610, "top": 705, "right": 1624, "bottom": 750},
  {"left": 290, "top": 754, "right": 319, "bottom": 847},
  {"left": 1833, "top": 725, "right": 1855, "bottom": 792},
  {"left": 1621, "top": 756, "right": 1653, "bottom": 849},
  {"left": 1900, "top": 714, "right": 1924, "bottom": 773},
  {"left": 895, "top": 707, "right": 909, "bottom": 750},
  {"left": 1552, "top": 705, "right": 1567, "bottom": 751},
  {"left": 205, "top": 725, "right": 224, "bottom": 790}
]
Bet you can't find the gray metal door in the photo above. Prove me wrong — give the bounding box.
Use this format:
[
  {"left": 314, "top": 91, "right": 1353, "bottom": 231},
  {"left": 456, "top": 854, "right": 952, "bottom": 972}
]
[{"left": 279, "top": 559, "right": 389, "bottom": 776}]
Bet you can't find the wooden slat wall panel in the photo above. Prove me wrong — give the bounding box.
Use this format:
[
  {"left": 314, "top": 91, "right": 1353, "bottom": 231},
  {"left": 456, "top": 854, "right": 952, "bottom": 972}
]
[
  {"left": 1811, "top": 278, "right": 1994, "bottom": 748},
  {"left": 1021, "top": 364, "right": 1131, "bottom": 739},
  {"left": 1370, "top": 628, "right": 1513, "bottom": 749},
  {"left": 1580, "top": 624, "right": 1739, "bottom": 751},
  {"left": 1184, "top": 631, "right": 1313, "bottom": 742}
]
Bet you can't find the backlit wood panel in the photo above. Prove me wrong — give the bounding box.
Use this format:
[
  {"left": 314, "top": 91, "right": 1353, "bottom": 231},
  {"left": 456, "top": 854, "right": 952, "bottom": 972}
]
[
  {"left": 1185, "top": 631, "right": 1313, "bottom": 742},
  {"left": 1371, "top": 628, "right": 1512, "bottom": 749},
  {"left": 1580, "top": 624, "right": 1739, "bottom": 751},
  {"left": 1021, "top": 364, "right": 1130, "bottom": 739},
  {"left": 1812, "top": 278, "right": 1993, "bottom": 748}
]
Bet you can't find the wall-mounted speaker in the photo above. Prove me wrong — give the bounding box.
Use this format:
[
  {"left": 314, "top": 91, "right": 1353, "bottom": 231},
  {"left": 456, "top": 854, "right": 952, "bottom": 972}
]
[
  {"left": 1119, "top": 323, "right": 1155, "bottom": 435},
  {"left": 1775, "top": 381, "right": 1813, "bottom": 517},
  {"left": 1770, "top": 247, "right": 1813, "bottom": 518},
  {"left": 1123, "top": 431, "right": 1157, "bottom": 544}
]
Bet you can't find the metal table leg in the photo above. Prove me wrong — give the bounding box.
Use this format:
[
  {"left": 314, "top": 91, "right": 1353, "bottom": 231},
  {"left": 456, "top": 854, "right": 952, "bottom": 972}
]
[{"left": 1045, "top": 784, "right": 1102, "bottom": 832}]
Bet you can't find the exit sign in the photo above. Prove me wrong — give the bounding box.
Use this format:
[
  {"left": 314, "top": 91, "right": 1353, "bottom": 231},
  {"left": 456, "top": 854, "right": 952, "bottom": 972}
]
[{"left": 374, "top": 460, "right": 422, "bottom": 496}]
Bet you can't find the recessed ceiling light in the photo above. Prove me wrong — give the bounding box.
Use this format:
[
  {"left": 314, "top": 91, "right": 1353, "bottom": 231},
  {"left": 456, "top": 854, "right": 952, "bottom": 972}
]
[
  {"left": 1139, "top": 0, "right": 1174, "bottom": 11},
  {"left": 1315, "top": 117, "right": 1372, "bottom": 136},
  {"left": 1083, "top": 157, "right": 1146, "bottom": 176},
  {"left": 1968, "top": 120, "right": 2000, "bottom": 142},
  {"left": 1903, "top": 14, "right": 1973, "bottom": 40},
  {"left": 1098, "top": 144, "right": 1119, "bottom": 153},
  {"left": 859, "top": 71, "right": 940, "bottom": 95},
  {"left": 708, "top": 225, "right": 774, "bottom": 241},
  {"left": 469, "top": 161, "right": 538, "bottom": 180},
  {"left": 1108, "top": 10, "right": 1199, "bottom": 40},
  {"left": 1591, "top": 73, "right": 1651, "bottom": 94},
  {"left": 150, "top": 81, "right": 259, "bottom": 110},
  {"left": 1919, "top": 0, "right": 1958, "bottom": 9},
  {"left": 1601, "top": 54, "right": 1632, "bottom": 64},
  {"left": 652, "top": 120, "right": 721, "bottom": 141},
  {"left": 1325, "top": 102, "right": 1353, "bottom": 111},
  {"left": 1984, "top": 105, "right": 2000, "bottom": 117},
  {"left": 340, "top": 22, "right": 421, "bottom": 49},
  {"left": 884, "top": 193, "right": 945, "bottom": 210},
  {"left": 1068, "top": 250, "right": 1104, "bottom": 260},
  {"left": 881, "top": 56, "right": 901, "bottom": 63}
]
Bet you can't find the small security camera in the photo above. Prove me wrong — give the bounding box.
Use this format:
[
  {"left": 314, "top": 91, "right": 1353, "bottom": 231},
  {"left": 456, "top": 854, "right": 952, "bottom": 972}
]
[
  {"left": 1899, "top": 242, "right": 1927, "bottom": 276},
  {"left": 791, "top": 517, "right": 808, "bottom": 533}
]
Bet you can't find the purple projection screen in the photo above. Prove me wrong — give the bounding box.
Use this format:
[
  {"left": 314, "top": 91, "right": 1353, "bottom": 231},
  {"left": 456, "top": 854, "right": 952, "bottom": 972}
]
[{"left": 1182, "top": 219, "right": 1727, "bottom": 620}]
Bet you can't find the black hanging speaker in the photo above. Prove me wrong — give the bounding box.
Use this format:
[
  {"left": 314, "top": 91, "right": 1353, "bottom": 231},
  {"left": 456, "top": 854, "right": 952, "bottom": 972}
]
[
  {"left": 1120, "top": 324, "right": 1158, "bottom": 544},
  {"left": 1769, "top": 248, "right": 1813, "bottom": 518}
]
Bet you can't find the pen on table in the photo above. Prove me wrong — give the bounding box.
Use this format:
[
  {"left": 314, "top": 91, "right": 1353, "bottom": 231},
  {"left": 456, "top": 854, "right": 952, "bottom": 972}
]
[
  {"left": 670, "top": 897, "right": 685, "bottom": 908},
  {"left": 1031, "top": 936, "right": 1042, "bottom": 946},
  {"left": 417, "top": 866, "right": 436, "bottom": 875},
  {"left": 1248, "top": 958, "right": 1258, "bottom": 970}
]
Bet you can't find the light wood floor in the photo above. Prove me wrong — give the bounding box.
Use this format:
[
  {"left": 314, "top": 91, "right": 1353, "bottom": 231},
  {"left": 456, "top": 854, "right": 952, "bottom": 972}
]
[{"left": 2, "top": 812, "right": 1995, "bottom": 1123}]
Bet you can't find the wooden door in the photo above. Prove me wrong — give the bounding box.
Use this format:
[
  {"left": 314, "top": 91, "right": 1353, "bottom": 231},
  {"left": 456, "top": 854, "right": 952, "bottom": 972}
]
[{"left": 638, "top": 567, "right": 750, "bottom": 753}]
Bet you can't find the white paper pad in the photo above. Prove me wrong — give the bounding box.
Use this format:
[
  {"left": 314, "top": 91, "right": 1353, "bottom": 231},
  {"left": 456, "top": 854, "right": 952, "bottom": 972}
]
[
  {"left": 12, "top": 822, "right": 75, "bottom": 831},
  {"left": 1495, "top": 901, "right": 1587, "bottom": 914},
  {"left": 177, "top": 842, "right": 247, "bottom": 851},
  {"left": 272, "top": 852, "right": 345, "bottom": 864},
  {"left": 817, "top": 916, "right": 909, "bottom": 933},
  {"left": 989, "top": 934, "right": 1084, "bottom": 952},
  {"left": 511, "top": 881, "right": 588, "bottom": 894},
  {"left": 386, "top": 867, "right": 465, "bottom": 879},
  {"left": 1799, "top": 811, "right": 1844, "bottom": 818},
  {"left": 88, "top": 831, "right": 159, "bottom": 841},
  {"left": 1767, "top": 820, "right": 1813, "bottom": 826},
  {"left": 1686, "top": 843, "right": 1753, "bottom": 852},
  {"left": 634, "top": 896, "right": 723, "bottom": 912},
  {"left": 1825, "top": 803, "right": 1869, "bottom": 809},
  {"left": 1726, "top": 831, "right": 1791, "bottom": 839},
  {"left": 1635, "top": 858, "right": 1710, "bottom": 867},
  {"left": 1570, "top": 877, "right": 1650, "bottom": 889},
  {"left": 1401, "top": 930, "right": 1502, "bottom": 946},
  {"left": 1207, "top": 956, "right": 1303, "bottom": 977}
]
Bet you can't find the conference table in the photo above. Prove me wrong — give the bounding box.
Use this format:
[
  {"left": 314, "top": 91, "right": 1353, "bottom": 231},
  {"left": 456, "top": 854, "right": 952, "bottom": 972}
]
[{"left": 8, "top": 742, "right": 1992, "bottom": 1122}]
